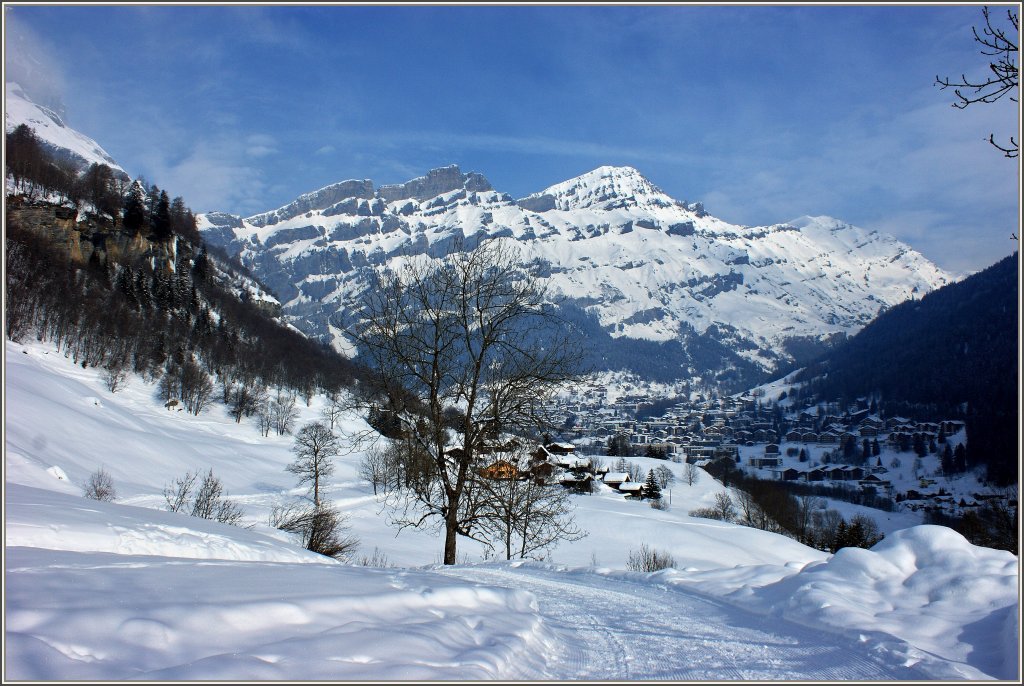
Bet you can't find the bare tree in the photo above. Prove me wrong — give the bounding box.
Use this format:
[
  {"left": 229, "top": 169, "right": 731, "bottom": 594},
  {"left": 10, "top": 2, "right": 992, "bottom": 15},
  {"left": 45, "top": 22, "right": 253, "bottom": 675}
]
[
  {"left": 287, "top": 422, "right": 341, "bottom": 507},
  {"left": 792, "top": 494, "right": 825, "bottom": 545},
  {"left": 229, "top": 380, "right": 267, "bottom": 423},
  {"left": 256, "top": 401, "right": 275, "bottom": 437},
  {"left": 164, "top": 470, "right": 199, "bottom": 513},
  {"left": 358, "top": 444, "right": 391, "bottom": 495},
  {"left": 811, "top": 508, "right": 844, "bottom": 550},
  {"left": 163, "top": 468, "right": 244, "bottom": 526},
  {"left": 474, "top": 446, "right": 587, "bottom": 560},
  {"left": 936, "top": 5, "right": 1019, "bottom": 158},
  {"left": 271, "top": 390, "right": 300, "bottom": 436},
  {"left": 271, "top": 501, "right": 359, "bottom": 560},
  {"left": 654, "top": 465, "right": 675, "bottom": 490},
  {"left": 712, "top": 491, "right": 736, "bottom": 521},
  {"left": 684, "top": 462, "right": 701, "bottom": 486},
  {"left": 353, "top": 238, "right": 583, "bottom": 564},
  {"left": 101, "top": 360, "right": 130, "bottom": 393},
  {"left": 320, "top": 391, "right": 346, "bottom": 431},
  {"left": 626, "top": 543, "right": 676, "bottom": 572},
  {"left": 734, "top": 487, "right": 780, "bottom": 531},
  {"left": 83, "top": 467, "right": 117, "bottom": 502}
]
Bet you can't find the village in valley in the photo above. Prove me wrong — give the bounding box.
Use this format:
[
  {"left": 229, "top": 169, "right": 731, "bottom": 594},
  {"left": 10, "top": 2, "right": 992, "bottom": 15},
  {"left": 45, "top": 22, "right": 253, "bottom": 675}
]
[{"left": 526, "top": 373, "right": 1012, "bottom": 522}]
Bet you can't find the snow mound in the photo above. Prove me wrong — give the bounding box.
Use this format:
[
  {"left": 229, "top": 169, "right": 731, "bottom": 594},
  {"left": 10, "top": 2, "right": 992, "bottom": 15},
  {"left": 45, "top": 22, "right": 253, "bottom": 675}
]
[
  {"left": 5, "top": 544, "right": 552, "bottom": 681},
  {"left": 734, "top": 525, "right": 1019, "bottom": 680},
  {"left": 5, "top": 483, "right": 330, "bottom": 564}
]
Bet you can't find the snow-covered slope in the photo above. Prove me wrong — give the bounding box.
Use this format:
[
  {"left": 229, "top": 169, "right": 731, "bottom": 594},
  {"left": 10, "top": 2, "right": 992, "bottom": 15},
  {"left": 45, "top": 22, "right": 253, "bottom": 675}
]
[
  {"left": 4, "top": 338, "right": 1018, "bottom": 680},
  {"left": 4, "top": 82, "right": 127, "bottom": 176},
  {"left": 197, "top": 164, "right": 951, "bottom": 379}
]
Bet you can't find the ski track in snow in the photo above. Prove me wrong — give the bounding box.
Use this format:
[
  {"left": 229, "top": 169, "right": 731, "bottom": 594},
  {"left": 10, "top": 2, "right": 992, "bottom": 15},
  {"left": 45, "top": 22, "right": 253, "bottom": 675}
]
[{"left": 434, "top": 564, "right": 927, "bottom": 681}]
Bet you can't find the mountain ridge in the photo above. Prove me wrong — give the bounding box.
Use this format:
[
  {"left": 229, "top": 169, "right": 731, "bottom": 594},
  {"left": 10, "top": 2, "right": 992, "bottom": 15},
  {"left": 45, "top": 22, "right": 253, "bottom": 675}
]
[
  {"left": 3, "top": 82, "right": 953, "bottom": 389},
  {"left": 195, "top": 163, "right": 952, "bottom": 389}
]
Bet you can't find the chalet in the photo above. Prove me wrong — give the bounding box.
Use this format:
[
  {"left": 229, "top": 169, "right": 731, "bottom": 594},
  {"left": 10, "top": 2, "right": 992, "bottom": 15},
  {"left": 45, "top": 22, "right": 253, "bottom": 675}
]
[
  {"left": 841, "top": 465, "right": 866, "bottom": 480},
  {"left": 848, "top": 408, "right": 870, "bottom": 425},
  {"left": 858, "top": 425, "right": 879, "bottom": 438},
  {"left": 826, "top": 466, "right": 848, "bottom": 481},
  {"left": 559, "top": 472, "right": 593, "bottom": 494},
  {"left": 546, "top": 442, "right": 576, "bottom": 456},
  {"left": 860, "top": 415, "right": 884, "bottom": 430},
  {"left": 942, "top": 420, "right": 966, "bottom": 434},
  {"left": 780, "top": 467, "right": 801, "bottom": 481},
  {"left": 858, "top": 473, "right": 893, "bottom": 497},
  {"left": 603, "top": 472, "right": 630, "bottom": 488},
  {"left": 764, "top": 443, "right": 780, "bottom": 455},
  {"left": 804, "top": 467, "right": 825, "bottom": 482},
  {"left": 749, "top": 455, "right": 783, "bottom": 468},
  {"left": 818, "top": 431, "right": 839, "bottom": 444},
  {"left": 479, "top": 459, "right": 520, "bottom": 480},
  {"left": 785, "top": 430, "right": 803, "bottom": 442},
  {"left": 531, "top": 445, "right": 553, "bottom": 462},
  {"left": 801, "top": 431, "right": 818, "bottom": 443},
  {"left": 528, "top": 461, "right": 555, "bottom": 482},
  {"left": 617, "top": 482, "right": 644, "bottom": 498}
]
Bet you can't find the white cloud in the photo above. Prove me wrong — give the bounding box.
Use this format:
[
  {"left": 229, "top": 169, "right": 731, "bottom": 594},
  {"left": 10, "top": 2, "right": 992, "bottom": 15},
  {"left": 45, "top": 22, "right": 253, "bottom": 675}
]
[{"left": 135, "top": 137, "right": 270, "bottom": 216}]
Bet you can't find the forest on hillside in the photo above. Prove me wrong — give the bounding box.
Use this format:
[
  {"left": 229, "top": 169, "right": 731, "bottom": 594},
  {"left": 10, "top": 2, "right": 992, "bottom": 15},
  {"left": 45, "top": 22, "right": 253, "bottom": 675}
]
[
  {"left": 5, "top": 124, "right": 366, "bottom": 428},
  {"left": 796, "top": 253, "right": 1019, "bottom": 486}
]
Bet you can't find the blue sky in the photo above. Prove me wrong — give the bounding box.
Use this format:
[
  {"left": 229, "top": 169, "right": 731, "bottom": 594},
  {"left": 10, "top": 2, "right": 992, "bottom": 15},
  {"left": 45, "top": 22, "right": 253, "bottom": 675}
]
[{"left": 4, "top": 3, "right": 1020, "bottom": 274}]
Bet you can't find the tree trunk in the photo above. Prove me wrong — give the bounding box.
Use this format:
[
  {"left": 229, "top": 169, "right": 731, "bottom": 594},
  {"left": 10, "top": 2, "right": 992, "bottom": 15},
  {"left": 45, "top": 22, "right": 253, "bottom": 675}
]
[{"left": 443, "top": 513, "right": 458, "bottom": 565}]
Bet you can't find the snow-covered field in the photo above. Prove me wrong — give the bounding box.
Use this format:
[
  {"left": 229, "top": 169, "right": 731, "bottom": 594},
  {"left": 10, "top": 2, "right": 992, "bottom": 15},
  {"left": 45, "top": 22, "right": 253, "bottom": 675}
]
[{"left": 4, "top": 338, "right": 1019, "bottom": 680}]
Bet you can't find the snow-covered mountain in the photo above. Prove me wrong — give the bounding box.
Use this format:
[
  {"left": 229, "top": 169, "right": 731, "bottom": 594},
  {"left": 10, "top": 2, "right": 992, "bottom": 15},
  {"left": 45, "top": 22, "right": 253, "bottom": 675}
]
[
  {"left": 5, "top": 82, "right": 128, "bottom": 177},
  {"left": 3, "top": 80, "right": 951, "bottom": 385},
  {"left": 198, "top": 164, "right": 951, "bottom": 384}
]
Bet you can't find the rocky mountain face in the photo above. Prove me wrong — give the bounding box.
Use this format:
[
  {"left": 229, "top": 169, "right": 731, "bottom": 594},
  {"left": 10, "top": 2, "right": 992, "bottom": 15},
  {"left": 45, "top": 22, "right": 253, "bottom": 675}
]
[{"left": 196, "top": 164, "right": 952, "bottom": 388}]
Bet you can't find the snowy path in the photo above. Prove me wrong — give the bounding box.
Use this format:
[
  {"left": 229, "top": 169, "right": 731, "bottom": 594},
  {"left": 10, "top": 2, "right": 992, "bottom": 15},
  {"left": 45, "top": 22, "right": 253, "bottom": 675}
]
[{"left": 435, "top": 564, "right": 928, "bottom": 681}]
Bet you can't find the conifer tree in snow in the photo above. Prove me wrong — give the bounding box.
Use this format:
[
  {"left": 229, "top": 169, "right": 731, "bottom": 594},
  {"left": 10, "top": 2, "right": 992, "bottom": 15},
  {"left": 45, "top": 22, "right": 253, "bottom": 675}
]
[
  {"left": 122, "top": 181, "right": 147, "bottom": 234},
  {"left": 643, "top": 469, "right": 662, "bottom": 501}
]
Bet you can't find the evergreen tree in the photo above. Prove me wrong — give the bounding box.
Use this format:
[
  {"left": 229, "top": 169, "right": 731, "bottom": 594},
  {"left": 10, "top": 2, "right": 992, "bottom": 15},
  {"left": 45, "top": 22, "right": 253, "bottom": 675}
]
[
  {"left": 942, "top": 443, "right": 955, "bottom": 474},
  {"left": 871, "top": 438, "right": 881, "bottom": 456},
  {"left": 152, "top": 190, "right": 172, "bottom": 241},
  {"left": 954, "top": 443, "right": 968, "bottom": 473},
  {"left": 122, "top": 181, "right": 147, "bottom": 234},
  {"left": 643, "top": 469, "right": 662, "bottom": 501},
  {"left": 912, "top": 433, "right": 927, "bottom": 457},
  {"left": 146, "top": 183, "right": 161, "bottom": 216}
]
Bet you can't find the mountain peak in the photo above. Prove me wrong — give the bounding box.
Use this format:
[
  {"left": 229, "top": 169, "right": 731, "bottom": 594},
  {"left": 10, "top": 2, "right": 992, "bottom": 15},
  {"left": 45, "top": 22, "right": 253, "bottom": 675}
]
[{"left": 519, "top": 165, "right": 682, "bottom": 212}]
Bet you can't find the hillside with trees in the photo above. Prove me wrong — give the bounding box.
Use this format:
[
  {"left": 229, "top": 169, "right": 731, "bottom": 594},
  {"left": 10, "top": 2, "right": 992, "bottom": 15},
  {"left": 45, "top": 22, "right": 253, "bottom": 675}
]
[
  {"left": 5, "top": 124, "right": 365, "bottom": 426},
  {"left": 795, "top": 253, "right": 1019, "bottom": 485}
]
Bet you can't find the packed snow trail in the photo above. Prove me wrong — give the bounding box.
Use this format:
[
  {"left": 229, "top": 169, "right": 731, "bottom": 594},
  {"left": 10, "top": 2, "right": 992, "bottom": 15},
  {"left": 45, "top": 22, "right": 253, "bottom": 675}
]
[{"left": 434, "top": 563, "right": 929, "bottom": 680}]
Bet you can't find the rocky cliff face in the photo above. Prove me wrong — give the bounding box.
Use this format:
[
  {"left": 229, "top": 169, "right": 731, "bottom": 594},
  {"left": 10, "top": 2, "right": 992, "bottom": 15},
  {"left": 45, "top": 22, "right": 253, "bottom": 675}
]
[
  {"left": 6, "top": 199, "right": 174, "bottom": 271},
  {"left": 377, "top": 165, "right": 493, "bottom": 202},
  {"left": 196, "top": 164, "right": 952, "bottom": 387}
]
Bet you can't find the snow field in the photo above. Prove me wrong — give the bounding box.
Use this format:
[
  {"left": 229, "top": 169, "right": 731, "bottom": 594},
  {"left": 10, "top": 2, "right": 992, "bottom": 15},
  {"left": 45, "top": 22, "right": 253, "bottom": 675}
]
[{"left": 4, "top": 338, "right": 1019, "bottom": 680}]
